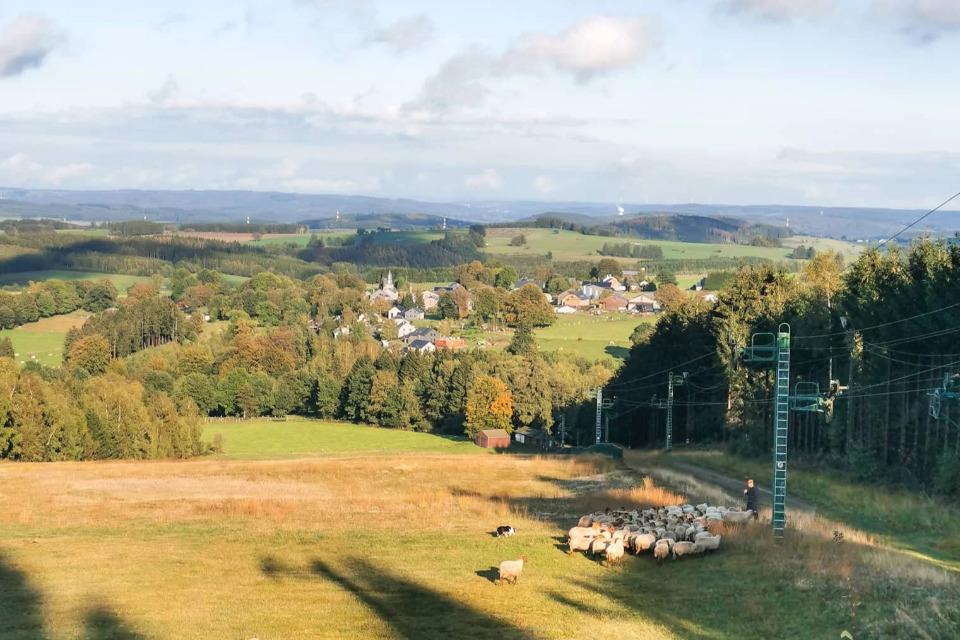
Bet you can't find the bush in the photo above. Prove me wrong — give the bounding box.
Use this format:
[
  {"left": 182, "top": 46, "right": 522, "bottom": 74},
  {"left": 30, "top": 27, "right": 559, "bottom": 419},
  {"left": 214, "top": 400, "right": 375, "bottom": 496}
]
[{"left": 934, "top": 451, "right": 960, "bottom": 496}]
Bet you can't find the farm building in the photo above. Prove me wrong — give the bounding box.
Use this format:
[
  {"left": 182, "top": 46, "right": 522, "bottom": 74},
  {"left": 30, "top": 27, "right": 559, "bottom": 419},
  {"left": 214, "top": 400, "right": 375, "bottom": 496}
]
[
  {"left": 555, "top": 304, "right": 577, "bottom": 314},
  {"left": 421, "top": 290, "right": 440, "bottom": 310},
  {"left": 403, "top": 307, "right": 425, "bottom": 320},
  {"left": 406, "top": 339, "right": 436, "bottom": 354},
  {"left": 475, "top": 429, "right": 511, "bottom": 449},
  {"left": 405, "top": 327, "right": 439, "bottom": 343},
  {"left": 628, "top": 293, "right": 661, "bottom": 313},
  {"left": 435, "top": 337, "right": 466, "bottom": 350},
  {"left": 598, "top": 294, "right": 629, "bottom": 312},
  {"left": 514, "top": 427, "right": 550, "bottom": 448},
  {"left": 557, "top": 290, "right": 591, "bottom": 308}
]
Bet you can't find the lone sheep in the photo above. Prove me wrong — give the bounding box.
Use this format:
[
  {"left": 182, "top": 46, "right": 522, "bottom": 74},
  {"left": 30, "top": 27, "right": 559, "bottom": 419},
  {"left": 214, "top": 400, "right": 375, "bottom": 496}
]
[{"left": 497, "top": 557, "right": 528, "bottom": 585}]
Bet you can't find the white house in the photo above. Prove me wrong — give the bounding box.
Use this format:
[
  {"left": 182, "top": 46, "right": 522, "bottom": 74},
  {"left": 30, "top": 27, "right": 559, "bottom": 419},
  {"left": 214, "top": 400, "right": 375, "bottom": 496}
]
[{"left": 394, "top": 318, "right": 416, "bottom": 338}]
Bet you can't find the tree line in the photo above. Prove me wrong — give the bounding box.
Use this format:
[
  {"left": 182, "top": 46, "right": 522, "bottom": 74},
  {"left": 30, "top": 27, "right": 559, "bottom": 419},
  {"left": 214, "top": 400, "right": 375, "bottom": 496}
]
[{"left": 608, "top": 238, "right": 960, "bottom": 496}]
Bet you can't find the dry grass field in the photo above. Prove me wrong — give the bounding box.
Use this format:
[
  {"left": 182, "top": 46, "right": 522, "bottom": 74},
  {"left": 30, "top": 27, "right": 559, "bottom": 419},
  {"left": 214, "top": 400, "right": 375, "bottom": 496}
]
[{"left": 2, "top": 436, "right": 957, "bottom": 639}]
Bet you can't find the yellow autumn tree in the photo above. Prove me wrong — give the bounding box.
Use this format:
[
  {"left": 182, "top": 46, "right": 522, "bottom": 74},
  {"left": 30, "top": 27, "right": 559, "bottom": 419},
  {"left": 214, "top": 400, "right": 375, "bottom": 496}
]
[{"left": 464, "top": 374, "right": 513, "bottom": 438}]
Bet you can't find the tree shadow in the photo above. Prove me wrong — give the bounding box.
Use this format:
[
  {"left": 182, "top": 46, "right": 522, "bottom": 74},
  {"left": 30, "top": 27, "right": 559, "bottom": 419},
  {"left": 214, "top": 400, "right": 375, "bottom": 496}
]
[
  {"left": 308, "top": 558, "right": 543, "bottom": 640},
  {"left": 0, "top": 550, "right": 146, "bottom": 640},
  {"left": 0, "top": 551, "right": 48, "bottom": 640},
  {"left": 604, "top": 345, "right": 631, "bottom": 360},
  {"left": 82, "top": 607, "right": 147, "bottom": 640}
]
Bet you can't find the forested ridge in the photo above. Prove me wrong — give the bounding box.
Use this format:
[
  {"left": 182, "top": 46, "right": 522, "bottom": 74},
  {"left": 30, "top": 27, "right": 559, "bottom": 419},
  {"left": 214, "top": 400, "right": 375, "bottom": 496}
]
[{"left": 610, "top": 238, "right": 960, "bottom": 495}]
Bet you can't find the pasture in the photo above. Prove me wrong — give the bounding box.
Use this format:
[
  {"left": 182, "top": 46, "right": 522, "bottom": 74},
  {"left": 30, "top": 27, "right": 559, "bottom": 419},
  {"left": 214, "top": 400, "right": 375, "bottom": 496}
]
[
  {"left": 203, "top": 417, "right": 483, "bottom": 459},
  {"left": 483, "top": 228, "right": 796, "bottom": 263},
  {"left": 665, "top": 449, "right": 960, "bottom": 571},
  {"left": 0, "top": 312, "right": 87, "bottom": 366},
  {"left": 1, "top": 426, "right": 956, "bottom": 640},
  {"left": 534, "top": 313, "right": 649, "bottom": 361},
  {"left": 0, "top": 270, "right": 151, "bottom": 291}
]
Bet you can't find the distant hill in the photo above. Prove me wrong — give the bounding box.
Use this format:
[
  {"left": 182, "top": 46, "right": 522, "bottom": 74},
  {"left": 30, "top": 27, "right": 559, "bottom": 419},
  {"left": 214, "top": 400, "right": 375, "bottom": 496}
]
[
  {"left": 516, "top": 213, "right": 787, "bottom": 244},
  {"left": 1, "top": 187, "right": 956, "bottom": 239}
]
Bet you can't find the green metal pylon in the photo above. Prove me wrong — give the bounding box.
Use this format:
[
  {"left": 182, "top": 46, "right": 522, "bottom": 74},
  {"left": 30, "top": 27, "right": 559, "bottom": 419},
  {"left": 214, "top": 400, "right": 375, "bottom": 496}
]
[{"left": 772, "top": 323, "right": 790, "bottom": 538}]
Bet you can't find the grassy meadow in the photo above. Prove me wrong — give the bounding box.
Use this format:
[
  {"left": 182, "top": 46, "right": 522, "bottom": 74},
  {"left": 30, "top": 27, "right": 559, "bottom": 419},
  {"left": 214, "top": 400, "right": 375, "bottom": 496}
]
[
  {"left": 0, "top": 270, "right": 151, "bottom": 291},
  {"left": 534, "top": 313, "right": 649, "bottom": 361},
  {"left": 483, "top": 228, "right": 797, "bottom": 263},
  {"left": 203, "top": 417, "right": 483, "bottom": 459},
  {"left": 665, "top": 449, "right": 960, "bottom": 572},
  {"left": 1, "top": 421, "right": 957, "bottom": 640},
  {"left": 0, "top": 311, "right": 87, "bottom": 366}
]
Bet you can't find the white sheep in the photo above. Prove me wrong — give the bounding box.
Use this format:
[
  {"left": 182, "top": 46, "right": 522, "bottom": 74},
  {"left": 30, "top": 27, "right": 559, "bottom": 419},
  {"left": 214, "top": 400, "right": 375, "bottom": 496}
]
[
  {"left": 577, "top": 515, "right": 592, "bottom": 528},
  {"left": 632, "top": 532, "right": 657, "bottom": 553},
  {"left": 672, "top": 541, "right": 698, "bottom": 559},
  {"left": 604, "top": 539, "right": 625, "bottom": 567},
  {"left": 694, "top": 534, "right": 722, "bottom": 552},
  {"left": 589, "top": 537, "right": 611, "bottom": 559},
  {"left": 497, "top": 557, "right": 528, "bottom": 585},
  {"left": 567, "top": 535, "right": 593, "bottom": 554},
  {"left": 653, "top": 539, "right": 671, "bottom": 564},
  {"left": 722, "top": 510, "right": 753, "bottom": 524}
]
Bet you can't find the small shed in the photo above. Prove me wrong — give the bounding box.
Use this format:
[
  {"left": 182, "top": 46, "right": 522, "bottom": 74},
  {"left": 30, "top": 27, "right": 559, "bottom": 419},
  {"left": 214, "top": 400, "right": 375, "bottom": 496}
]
[{"left": 475, "top": 429, "right": 511, "bottom": 449}]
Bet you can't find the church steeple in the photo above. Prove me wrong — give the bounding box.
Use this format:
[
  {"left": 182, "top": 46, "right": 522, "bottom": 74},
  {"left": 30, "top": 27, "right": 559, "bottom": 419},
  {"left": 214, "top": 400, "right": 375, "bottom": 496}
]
[{"left": 385, "top": 270, "right": 393, "bottom": 288}]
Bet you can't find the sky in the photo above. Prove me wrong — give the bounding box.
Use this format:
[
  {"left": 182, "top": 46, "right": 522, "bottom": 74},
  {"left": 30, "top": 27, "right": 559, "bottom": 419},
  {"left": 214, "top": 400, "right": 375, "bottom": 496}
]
[{"left": 2, "top": 0, "right": 960, "bottom": 209}]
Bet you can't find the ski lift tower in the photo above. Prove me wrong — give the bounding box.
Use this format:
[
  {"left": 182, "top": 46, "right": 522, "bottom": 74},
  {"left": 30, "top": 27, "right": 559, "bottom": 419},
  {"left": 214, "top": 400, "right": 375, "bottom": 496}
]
[{"left": 740, "top": 324, "right": 791, "bottom": 538}]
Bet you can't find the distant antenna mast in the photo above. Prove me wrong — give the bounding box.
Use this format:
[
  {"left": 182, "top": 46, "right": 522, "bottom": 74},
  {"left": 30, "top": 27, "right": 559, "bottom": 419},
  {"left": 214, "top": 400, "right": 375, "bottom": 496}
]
[
  {"left": 786, "top": 217, "right": 790, "bottom": 229},
  {"left": 246, "top": 216, "right": 250, "bottom": 225},
  {"left": 336, "top": 210, "right": 340, "bottom": 223},
  {"left": 442, "top": 217, "right": 447, "bottom": 230}
]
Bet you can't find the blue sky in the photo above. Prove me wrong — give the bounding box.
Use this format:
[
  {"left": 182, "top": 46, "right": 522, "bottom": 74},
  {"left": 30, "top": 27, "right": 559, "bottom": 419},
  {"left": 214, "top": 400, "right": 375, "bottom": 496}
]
[{"left": 2, "top": 0, "right": 960, "bottom": 208}]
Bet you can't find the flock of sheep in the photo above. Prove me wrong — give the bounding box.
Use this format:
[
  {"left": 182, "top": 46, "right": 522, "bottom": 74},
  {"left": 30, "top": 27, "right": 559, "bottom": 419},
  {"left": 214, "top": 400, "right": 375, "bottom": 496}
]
[
  {"left": 567, "top": 503, "right": 752, "bottom": 566},
  {"left": 496, "top": 503, "right": 752, "bottom": 584}
]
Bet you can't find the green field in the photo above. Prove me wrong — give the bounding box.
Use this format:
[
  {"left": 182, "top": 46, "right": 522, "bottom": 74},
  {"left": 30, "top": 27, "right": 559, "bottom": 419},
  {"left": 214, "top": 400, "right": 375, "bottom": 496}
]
[
  {"left": 0, "top": 329, "right": 68, "bottom": 366},
  {"left": 3, "top": 426, "right": 957, "bottom": 639},
  {"left": 484, "top": 228, "right": 798, "bottom": 263},
  {"left": 666, "top": 449, "right": 960, "bottom": 572},
  {"left": 0, "top": 311, "right": 87, "bottom": 366},
  {"left": 203, "top": 417, "right": 483, "bottom": 459},
  {"left": 0, "top": 270, "right": 152, "bottom": 291},
  {"left": 534, "top": 313, "right": 650, "bottom": 361},
  {"left": 246, "top": 234, "right": 314, "bottom": 247},
  {"left": 782, "top": 235, "right": 866, "bottom": 264}
]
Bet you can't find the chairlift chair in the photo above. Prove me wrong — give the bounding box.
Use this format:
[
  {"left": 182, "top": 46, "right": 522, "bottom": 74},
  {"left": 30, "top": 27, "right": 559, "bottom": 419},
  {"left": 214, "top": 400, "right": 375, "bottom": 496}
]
[
  {"left": 740, "top": 332, "right": 778, "bottom": 365},
  {"left": 790, "top": 381, "right": 826, "bottom": 413}
]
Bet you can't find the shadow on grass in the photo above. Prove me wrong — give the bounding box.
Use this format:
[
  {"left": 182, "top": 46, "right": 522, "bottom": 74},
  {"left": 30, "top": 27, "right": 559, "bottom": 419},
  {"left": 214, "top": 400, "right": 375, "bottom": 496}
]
[
  {"left": 308, "top": 558, "right": 542, "bottom": 640},
  {"left": 474, "top": 566, "right": 500, "bottom": 583},
  {"left": 0, "top": 551, "right": 48, "bottom": 640},
  {"left": 604, "top": 345, "right": 631, "bottom": 360},
  {"left": 0, "top": 551, "right": 146, "bottom": 640},
  {"left": 82, "top": 607, "right": 147, "bottom": 640}
]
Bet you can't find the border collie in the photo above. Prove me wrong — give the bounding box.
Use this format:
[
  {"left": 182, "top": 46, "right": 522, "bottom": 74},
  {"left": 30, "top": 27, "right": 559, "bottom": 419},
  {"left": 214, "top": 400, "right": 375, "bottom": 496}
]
[{"left": 496, "top": 526, "right": 515, "bottom": 538}]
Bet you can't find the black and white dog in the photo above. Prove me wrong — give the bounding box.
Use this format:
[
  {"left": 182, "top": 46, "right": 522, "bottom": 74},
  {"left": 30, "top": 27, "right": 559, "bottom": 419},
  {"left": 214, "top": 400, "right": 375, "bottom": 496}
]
[{"left": 495, "top": 526, "right": 515, "bottom": 538}]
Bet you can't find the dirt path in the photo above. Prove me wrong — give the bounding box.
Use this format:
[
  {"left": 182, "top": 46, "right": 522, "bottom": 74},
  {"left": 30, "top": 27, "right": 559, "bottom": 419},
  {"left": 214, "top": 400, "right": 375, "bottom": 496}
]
[{"left": 623, "top": 452, "right": 817, "bottom": 517}]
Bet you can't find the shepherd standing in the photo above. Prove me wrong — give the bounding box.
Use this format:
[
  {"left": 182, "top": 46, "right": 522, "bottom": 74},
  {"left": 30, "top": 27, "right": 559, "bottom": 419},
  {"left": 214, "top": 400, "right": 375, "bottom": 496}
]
[{"left": 743, "top": 478, "right": 759, "bottom": 520}]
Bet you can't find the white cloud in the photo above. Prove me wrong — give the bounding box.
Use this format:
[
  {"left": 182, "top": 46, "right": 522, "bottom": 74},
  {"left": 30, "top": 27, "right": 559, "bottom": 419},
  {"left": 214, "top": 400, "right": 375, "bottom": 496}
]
[
  {"left": 498, "top": 15, "right": 656, "bottom": 82},
  {"left": 1, "top": 153, "right": 42, "bottom": 172},
  {"left": 280, "top": 176, "right": 381, "bottom": 193},
  {"left": 533, "top": 175, "right": 555, "bottom": 194},
  {"left": 0, "top": 13, "right": 66, "bottom": 78},
  {"left": 873, "top": 0, "right": 960, "bottom": 43},
  {"left": 718, "top": 0, "right": 836, "bottom": 22},
  {"left": 464, "top": 168, "right": 503, "bottom": 190},
  {"left": 148, "top": 76, "right": 179, "bottom": 105},
  {"left": 369, "top": 13, "right": 434, "bottom": 53},
  {"left": 45, "top": 163, "right": 93, "bottom": 184},
  {"left": 405, "top": 49, "right": 490, "bottom": 112}
]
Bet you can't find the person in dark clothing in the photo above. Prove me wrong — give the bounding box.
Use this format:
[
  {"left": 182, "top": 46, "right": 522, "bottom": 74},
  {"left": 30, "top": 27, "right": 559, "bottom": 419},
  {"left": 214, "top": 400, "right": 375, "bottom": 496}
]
[{"left": 743, "top": 479, "right": 759, "bottom": 520}]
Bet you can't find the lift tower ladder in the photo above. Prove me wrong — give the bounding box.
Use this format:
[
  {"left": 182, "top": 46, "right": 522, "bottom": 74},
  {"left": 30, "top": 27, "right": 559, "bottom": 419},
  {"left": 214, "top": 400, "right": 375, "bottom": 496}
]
[{"left": 772, "top": 324, "right": 790, "bottom": 538}]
